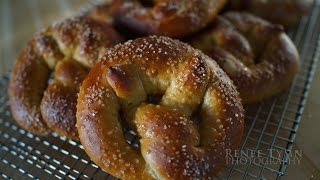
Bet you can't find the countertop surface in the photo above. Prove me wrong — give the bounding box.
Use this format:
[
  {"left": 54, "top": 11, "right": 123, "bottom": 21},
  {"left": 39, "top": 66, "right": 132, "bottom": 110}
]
[{"left": 0, "top": 0, "right": 319, "bottom": 179}]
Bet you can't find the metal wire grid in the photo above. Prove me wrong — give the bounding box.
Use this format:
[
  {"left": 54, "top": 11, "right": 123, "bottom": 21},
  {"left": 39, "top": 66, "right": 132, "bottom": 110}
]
[{"left": 0, "top": 1, "right": 320, "bottom": 180}]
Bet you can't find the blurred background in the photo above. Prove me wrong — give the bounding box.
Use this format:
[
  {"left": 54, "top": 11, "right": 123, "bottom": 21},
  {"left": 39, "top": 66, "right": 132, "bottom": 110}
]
[
  {"left": 0, "top": 0, "right": 319, "bottom": 179},
  {"left": 0, "top": 0, "right": 89, "bottom": 75}
]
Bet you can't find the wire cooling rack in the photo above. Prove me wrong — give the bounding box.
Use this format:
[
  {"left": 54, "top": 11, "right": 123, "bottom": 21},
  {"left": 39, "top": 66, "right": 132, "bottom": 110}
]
[{"left": 1, "top": 2, "right": 320, "bottom": 180}]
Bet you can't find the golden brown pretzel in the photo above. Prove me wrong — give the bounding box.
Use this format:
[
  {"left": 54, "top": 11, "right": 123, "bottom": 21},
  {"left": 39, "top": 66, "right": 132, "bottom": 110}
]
[
  {"left": 113, "top": 0, "right": 227, "bottom": 37},
  {"left": 228, "top": 0, "right": 314, "bottom": 26},
  {"left": 191, "top": 12, "right": 300, "bottom": 104},
  {"left": 77, "top": 36, "right": 244, "bottom": 179},
  {"left": 8, "top": 16, "right": 123, "bottom": 139}
]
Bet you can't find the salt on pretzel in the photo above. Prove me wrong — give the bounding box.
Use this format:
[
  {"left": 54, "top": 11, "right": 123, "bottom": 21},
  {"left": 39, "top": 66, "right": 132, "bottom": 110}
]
[
  {"left": 113, "top": 0, "right": 227, "bottom": 37},
  {"left": 77, "top": 36, "right": 244, "bottom": 179},
  {"left": 9, "top": 16, "right": 123, "bottom": 139}
]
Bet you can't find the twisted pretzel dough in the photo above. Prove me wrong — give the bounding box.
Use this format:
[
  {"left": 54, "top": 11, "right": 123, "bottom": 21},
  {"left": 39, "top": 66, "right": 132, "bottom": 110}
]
[
  {"left": 9, "top": 16, "right": 123, "bottom": 139},
  {"left": 113, "top": 0, "right": 227, "bottom": 37},
  {"left": 77, "top": 36, "right": 244, "bottom": 179},
  {"left": 191, "top": 12, "right": 300, "bottom": 104},
  {"left": 228, "top": 0, "right": 313, "bottom": 26}
]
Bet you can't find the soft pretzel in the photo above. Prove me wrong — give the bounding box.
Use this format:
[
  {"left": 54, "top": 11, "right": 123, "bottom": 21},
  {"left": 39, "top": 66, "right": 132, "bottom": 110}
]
[
  {"left": 82, "top": 0, "right": 123, "bottom": 24},
  {"left": 113, "top": 0, "right": 227, "bottom": 37},
  {"left": 228, "top": 0, "right": 313, "bottom": 26},
  {"left": 191, "top": 12, "right": 300, "bottom": 104},
  {"left": 8, "top": 16, "right": 123, "bottom": 139},
  {"left": 77, "top": 36, "right": 244, "bottom": 179}
]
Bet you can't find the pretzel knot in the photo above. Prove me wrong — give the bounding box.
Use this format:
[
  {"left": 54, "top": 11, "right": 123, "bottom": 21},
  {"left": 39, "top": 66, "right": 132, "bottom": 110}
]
[
  {"left": 77, "top": 36, "right": 244, "bottom": 179},
  {"left": 9, "top": 16, "right": 123, "bottom": 139},
  {"left": 114, "top": 0, "right": 227, "bottom": 37},
  {"left": 191, "top": 12, "right": 300, "bottom": 104}
]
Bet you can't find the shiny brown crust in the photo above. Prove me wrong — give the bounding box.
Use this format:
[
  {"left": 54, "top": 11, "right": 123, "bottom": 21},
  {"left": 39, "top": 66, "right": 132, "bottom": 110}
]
[
  {"left": 191, "top": 12, "right": 300, "bottom": 104},
  {"left": 82, "top": 0, "right": 123, "bottom": 24},
  {"left": 77, "top": 36, "right": 244, "bottom": 179},
  {"left": 113, "top": 0, "right": 227, "bottom": 37},
  {"left": 228, "top": 0, "right": 313, "bottom": 26},
  {"left": 8, "top": 16, "right": 123, "bottom": 139}
]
